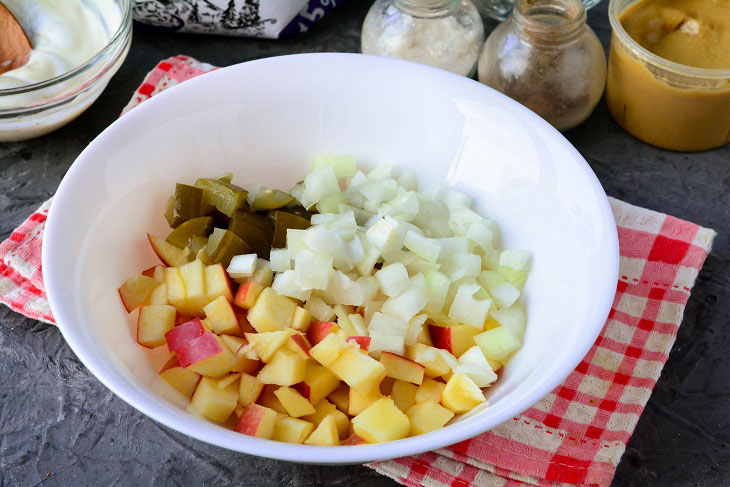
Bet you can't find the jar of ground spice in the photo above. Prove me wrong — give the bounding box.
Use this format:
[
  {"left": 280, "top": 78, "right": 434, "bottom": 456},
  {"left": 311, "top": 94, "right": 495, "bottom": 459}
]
[{"left": 477, "top": 0, "right": 606, "bottom": 131}]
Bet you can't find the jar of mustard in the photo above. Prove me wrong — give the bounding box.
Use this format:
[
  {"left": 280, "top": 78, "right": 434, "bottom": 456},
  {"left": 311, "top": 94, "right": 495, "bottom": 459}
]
[{"left": 606, "top": 0, "right": 730, "bottom": 152}]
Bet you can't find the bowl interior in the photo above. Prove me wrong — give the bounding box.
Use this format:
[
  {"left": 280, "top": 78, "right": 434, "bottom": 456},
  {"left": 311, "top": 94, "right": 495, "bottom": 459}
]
[{"left": 43, "top": 53, "right": 618, "bottom": 464}]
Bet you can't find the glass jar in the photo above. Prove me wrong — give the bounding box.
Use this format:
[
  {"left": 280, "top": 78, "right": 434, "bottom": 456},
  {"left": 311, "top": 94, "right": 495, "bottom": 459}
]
[
  {"left": 361, "top": 0, "right": 485, "bottom": 77},
  {"left": 477, "top": 0, "right": 606, "bottom": 131},
  {"left": 474, "top": 0, "right": 602, "bottom": 21}
]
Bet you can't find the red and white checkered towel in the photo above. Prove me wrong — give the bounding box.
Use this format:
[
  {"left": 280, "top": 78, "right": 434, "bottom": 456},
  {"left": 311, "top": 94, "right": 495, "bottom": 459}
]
[{"left": 0, "top": 56, "right": 717, "bottom": 487}]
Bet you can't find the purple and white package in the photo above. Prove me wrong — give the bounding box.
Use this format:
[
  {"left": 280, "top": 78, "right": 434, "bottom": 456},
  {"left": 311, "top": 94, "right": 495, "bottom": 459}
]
[{"left": 133, "top": 0, "right": 343, "bottom": 39}]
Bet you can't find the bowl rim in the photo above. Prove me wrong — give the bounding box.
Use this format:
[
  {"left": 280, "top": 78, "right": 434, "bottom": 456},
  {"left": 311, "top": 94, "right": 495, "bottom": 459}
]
[
  {"left": 0, "top": 0, "right": 132, "bottom": 109},
  {"left": 43, "top": 52, "right": 619, "bottom": 464}
]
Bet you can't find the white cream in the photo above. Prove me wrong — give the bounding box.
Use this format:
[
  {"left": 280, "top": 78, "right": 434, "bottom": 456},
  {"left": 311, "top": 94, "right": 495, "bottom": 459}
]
[{"left": 0, "top": 0, "right": 121, "bottom": 91}]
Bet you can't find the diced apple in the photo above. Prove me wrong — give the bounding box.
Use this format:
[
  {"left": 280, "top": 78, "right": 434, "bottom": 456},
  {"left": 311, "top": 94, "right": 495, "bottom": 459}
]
[
  {"left": 190, "top": 376, "right": 239, "bottom": 423},
  {"left": 274, "top": 387, "right": 316, "bottom": 417},
  {"left": 416, "top": 324, "right": 433, "bottom": 346},
  {"left": 165, "top": 317, "right": 205, "bottom": 354},
  {"left": 346, "top": 336, "right": 371, "bottom": 351},
  {"left": 327, "top": 383, "right": 349, "bottom": 413},
  {"left": 245, "top": 330, "right": 291, "bottom": 362},
  {"left": 379, "top": 352, "right": 425, "bottom": 385},
  {"left": 233, "top": 280, "right": 263, "bottom": 309},
  {"left": 257, "top": 349, "right": 307, "bottom": 386},
  {"left": 302, "top": 399, "right": 349, "bottom": 438},
  {"left": 202, "top": 296, "right": 240, "bottom": 336},
  {"left": 247, "top": 288, "right": 297, "bottom": 332},
  {"left": 304, "top": 414, "right": 340, "bottom": 446},
  {"left": 220, "top": 335, "right": 260, "bottom": 373},
  {"left": 204, "top": 263, "right": 233, "bottom": 303},
  {"left": 118, "top": 274, "right": 157, "bottom": 312},
  {"left": 329, "top": 347, "right": 387, "bottom": 396},
  {"left": 309, "top": 333, "right": 347, "bottom": 367},
  {"left": 165, "top": 267, "right": 186, "bottom": 310},
  {"left": 149, "top": 282, "right": 168, "bottom": 305},
  {"left": 428, "top": 324, "right": 481, "bottom": 357},
  {"left": 238, "top": 373, "right": 265, "bottom": 406},
  {"left": 294, "top": 363, "right": 340, "bottom": 406},
  {"left": 235, "top": 404, "right": 278, "bottom": 439},
  {"left": 142, "top": 265, "right": 166, "bottom": 283},
  {"left": 441, "top": 373, "right": 486, "bottom": 413},
  {"left": 406, "top": 343, "right": 451, "bottom": 377},
  {"left": 291, "top": 306, "right": 312, "bottom": 332},
  {"left": 287, "top": 334, "right": 312, "bottom": 360},
  {"left": 352, "top": 397, "right": 411, "bottom": 443},
  {"left": 306, "top": 321, "right": 339, "bottom": 346},
  {"left": 348, "top": 386, "right": 382, "bottom": 416},
  {"left": 415, "top": 378, "right": 446, "bottom": 404},
  {"left": 178, "top": 259, "right": 208, "bottom": 316},
  {"left": 342, "top": 434, "right": 367, "bottom": 445},
  {"left": 273, "top": 416, "right": 314, "bottom": 444},
  {"left": 406, "top": 401, "right": 454, "bottom": 435},
  {"left": 257, "top": 386, "right": 288, "bottom": 414},
  {"left": 178, "top": 332, "right": 237, "bottom": 378},
  {"left": 216, "top": 372, "right": 242, "bottom": 390},
  {"left": 159, "top": 356, "right": 201, "bottom": 398},
  {"left": 137, "top": 305, "right": 176, "bottom": 348},
  {"left": 391, "top": 380, "right": 418, "bottom": 412},
  {"left": 148, "top": 233, "right": 189, "bottom": 267}
]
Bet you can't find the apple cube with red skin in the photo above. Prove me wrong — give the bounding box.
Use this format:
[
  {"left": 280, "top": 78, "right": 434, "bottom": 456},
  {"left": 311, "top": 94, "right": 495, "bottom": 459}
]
[
  {"left": 177, "top": 331, "right": 236, "bottom": 378},
  {"left": 247, "top": 288, "right": 297, "bottom": 332},
  {"left": 148, "top": 233, "right": 189, "bottom": 267},
  {"left": 136, "top": 305, "right": 177, "bottom": 348},
  {"left": 327, "top": 383, "right": 349, "bottom": 413},
  {"left": 273, "top": 416, "right": 314, "bottom": 444},
  {"left": 190, "top": 376, "right": 239, "bottom": 423},
  {"left": 406, "top": 401, "right": 454, "bottom": 435},
  {"left": 293, "top": 363, "right": 340, "bottom": 406},
  {"left": 235, "top": 404, "right": 278, "bottom": 439},
  {"left": 159, "top": 356, "right": 201, "bottom": 398},
  {"left": 428, "top": 324, "right": 481, "bottom": 358},
  {"left": 291, "top": 306, "right": 312, "bottom": 332},
  {"left": 118, "top": 274, "right": 157, "bottom": 312},
  {"left": 203, "top": 296, "right": 241, "bottom": 336},
  {"left": 244, "top": 330, "right": 291, "bottom": 362},
  {"left": 348, "top": 386, "right": 382, "bottom": 416},
  {"left": 306, "top": 321, "right": 338, "bottom": 346},
  {"left": 304, "top": 414, "right": 340, "bottom": 446},
  {"left": 274, "top": 387, "right": 316, "bottom": 417},
  {"left": 204, "top": 263, "right": 233, "bottom": 303},
  {"left": 233, "top": 280, "right": 263, "bottom": 309},
  {"left": 165, "top": 267, "right": 186, "bottom": 310},
  {"left": 328, "top": 347, "right": 387, "bottom": 396},
  {"left": 342, "top": 434, "right": 367, "bottom": 445},
  {"left": 178, "top": 259, "right": 208, "bottom": 316},
  {"left": 165, "top": 318, "right": 205, "bottom": 354},
  {"left": 346, "top": 336, "right": 371, "bottom": 351},
  {"left": 257, "top": 349, "right": 307, "bottom": 386},
  {"left": 379, "top": 352, "right": 425, "bottom": 385},
  {"left": 416, "top": 378, "right": 446, "bottom": 404},
  {"left": 391, "top": 380, "right": 418, "bottom": 412},
  {"left": 287, "top": 334, "right": 312, "bottom": 360},
  {"left": 303, "top": 399, "right": 349, "bottom": 438},
  {"left": 238, "top": 373, "right": 265, "bottom": 406},
  {"left": 441, "top": 373, "right": 486, "bottom": 413},
  {"left": 352, "top": 397, "right": 411, "bottom": 443}
]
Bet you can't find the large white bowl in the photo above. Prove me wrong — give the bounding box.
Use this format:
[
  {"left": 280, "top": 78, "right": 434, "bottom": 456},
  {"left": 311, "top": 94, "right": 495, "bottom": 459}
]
[{"left": 43, "top": 53, "right": 618, "bottom": 464}]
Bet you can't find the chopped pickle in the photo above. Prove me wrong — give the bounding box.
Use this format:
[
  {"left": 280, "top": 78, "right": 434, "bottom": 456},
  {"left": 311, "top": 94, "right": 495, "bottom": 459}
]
[
  {"left": 205, "top": 228, "right": 251, "bottom": 267},
  {"left": 272, "top": 210, "right": 311, "bottom": 248},
  {"left": 228, "top": 211, "right": 274, "bottom": 259},
  {"left": 275, "top": 205, "right": 312, "bottom": 221},
  {"left": 195, "top": 178, "right": 248, "bottom": 217},
  {"left": 166, "top": 216, "right": 214, "bottom": 248},
  {"left": 188, "top": 235, "right": 209, "bottom": 254},
  {"left": 251, "top": 186, "right": 295, "bottom": 210},
  {"left": 209, "top": 209, "right": 231, "bottom": 229},
  {"left": 168, "top": 184, "right": 204, "bottom": 228}
]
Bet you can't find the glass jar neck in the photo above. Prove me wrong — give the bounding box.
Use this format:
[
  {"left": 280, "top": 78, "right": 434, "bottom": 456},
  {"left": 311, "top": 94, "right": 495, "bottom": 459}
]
[
  {"left": 512, "top": 0, "right": 586, "bottom": 45},
  {"left": 394, "top": 0, "right": 461, "bottom": 18}
]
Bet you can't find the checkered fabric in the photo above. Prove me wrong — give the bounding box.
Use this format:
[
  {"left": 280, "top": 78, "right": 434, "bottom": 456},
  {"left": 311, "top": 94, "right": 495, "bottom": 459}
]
[{"left": 0, "top": 56, "right": 717, "bottom": 487}]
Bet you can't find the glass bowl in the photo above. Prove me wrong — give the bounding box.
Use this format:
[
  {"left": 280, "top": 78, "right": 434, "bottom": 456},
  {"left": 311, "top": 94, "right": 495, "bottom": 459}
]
[
  {"left": 0, "top": 0, "right": 132, "bottom": 142},
  {"left": 475, "top": 0, "right": 602, "bottom": 21}
]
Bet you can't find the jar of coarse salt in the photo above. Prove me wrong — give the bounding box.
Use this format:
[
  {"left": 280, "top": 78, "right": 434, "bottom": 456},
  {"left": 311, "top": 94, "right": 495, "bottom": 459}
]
[{"left": 361, "top": 0, "right": 485, "bottom": 77}]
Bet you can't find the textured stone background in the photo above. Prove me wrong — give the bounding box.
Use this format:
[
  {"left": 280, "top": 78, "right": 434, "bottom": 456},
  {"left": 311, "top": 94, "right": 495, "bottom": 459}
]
[{"left": 1, "top": 2, "right": 728, "bottom": 486}]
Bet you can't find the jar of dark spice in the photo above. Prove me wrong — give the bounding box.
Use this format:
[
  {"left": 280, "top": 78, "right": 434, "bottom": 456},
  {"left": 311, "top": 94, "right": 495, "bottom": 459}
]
[{"left": 477, "top": 0, "right": 606, "bottom": 131}]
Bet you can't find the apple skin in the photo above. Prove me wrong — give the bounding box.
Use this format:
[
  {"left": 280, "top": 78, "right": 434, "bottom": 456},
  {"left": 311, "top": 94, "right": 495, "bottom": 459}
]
[
  {"left": 306, "top": 321, "right": 337, "bottom": 346},
  {"left": 175, "top": 331, "right": 223, "bottom": 368},
  {"left": 235, "top": 404, "right": 277, "bottom": 438},
  {"left": 165, "top": 318, "right": 205, "bottom": 354},
  {"left": 233, "top": 280, "right": 263, "bottom": 309},
  {"left": 346, "top": 336, "right": 371, "bottom": 351},
  {"left": 289, "top": 334, "right": 311, "bottom": 359}
]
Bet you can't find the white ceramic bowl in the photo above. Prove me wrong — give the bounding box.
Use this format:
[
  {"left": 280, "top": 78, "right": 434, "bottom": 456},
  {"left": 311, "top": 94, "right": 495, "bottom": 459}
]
[{"left": 43, "top": 53, "right": 618, "bottom": 464}]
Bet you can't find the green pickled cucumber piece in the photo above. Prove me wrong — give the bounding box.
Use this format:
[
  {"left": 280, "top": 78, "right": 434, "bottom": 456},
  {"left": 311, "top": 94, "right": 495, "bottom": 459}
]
[
  {"left": 188, "top": 235, "right": 209, "bottom": 254},
  {"left": 228, "top": 210, "right": 274, "bottom": 259},
  {"left": 195, "top": 178, "right": 248, "bottom": 217},
  {"left": 272, "top": 210, "right": 311, "bottom": 248},
  {"left": 205, "top": 228, "right": 251, "bottom": 268},
  {"left": 166, "top": 184, "right": 204, "bottom": 228},
  {"left": 251, "top": 186, "right": 295, "bottom": 210},
  {"left": 166, "top": 216, "right": 213, "bottom": 248}
]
